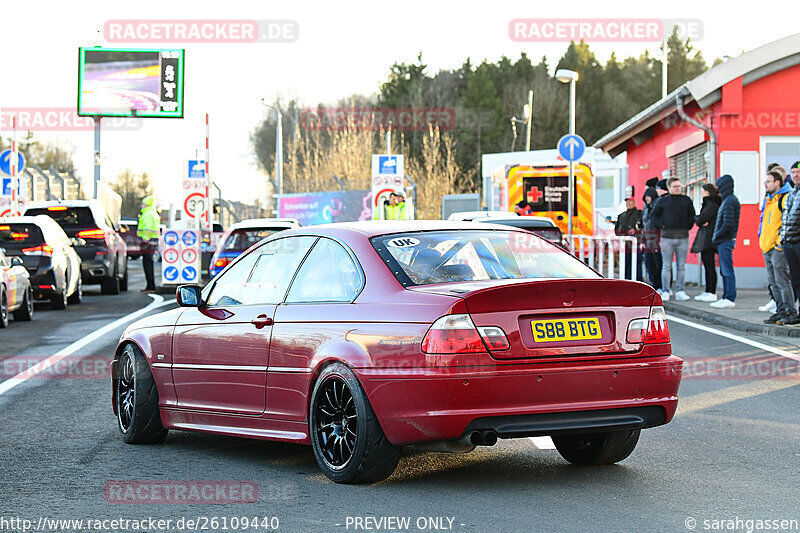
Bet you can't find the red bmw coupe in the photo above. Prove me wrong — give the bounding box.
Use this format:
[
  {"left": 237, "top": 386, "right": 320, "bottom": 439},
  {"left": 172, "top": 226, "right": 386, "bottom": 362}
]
[{"left": 113, "top": 221, "right": 682, "bottom": 483}]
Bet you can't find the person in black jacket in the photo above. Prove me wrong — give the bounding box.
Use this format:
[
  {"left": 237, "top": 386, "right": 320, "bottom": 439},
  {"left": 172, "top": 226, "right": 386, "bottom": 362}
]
[
  {"left": 780, "top": 161, "right": 800, "bottom": 313},
  {"left": 614, "top": 197, "right": 642, "bottom": 280},
  {"left": 650, "top": 177, "right": 696, "bottom": 301},
  {"left": 641, "top": 180, "right": 662, "bottom": 289},
  {"left": 693, "top": 184, "right": 722, "bottom": 302},
  {"left": 711, "top": 174, "right": 741, "bottom": 308}
]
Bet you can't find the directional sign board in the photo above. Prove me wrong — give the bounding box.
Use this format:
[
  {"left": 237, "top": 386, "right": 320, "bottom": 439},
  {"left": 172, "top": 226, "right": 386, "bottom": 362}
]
[
  {"left": 0, "top": 150, "right": 25, "bottom": 176},
  {"left": 557, "top": 134, "right": 586, "bottom": 162},
  {"left": 159, "top": 228, "right": 200, "bottom": 285}
]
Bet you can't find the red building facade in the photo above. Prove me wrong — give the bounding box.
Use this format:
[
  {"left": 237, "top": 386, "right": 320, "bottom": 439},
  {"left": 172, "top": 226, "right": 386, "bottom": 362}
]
[{"left": 596, "top": 34, "right": 800, "bottom": 288}]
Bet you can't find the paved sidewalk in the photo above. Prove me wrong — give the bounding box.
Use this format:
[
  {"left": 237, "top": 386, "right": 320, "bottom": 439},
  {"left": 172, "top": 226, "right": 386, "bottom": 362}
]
[{"left": 663, "top": 287, "right": 800, "bottom": 337}]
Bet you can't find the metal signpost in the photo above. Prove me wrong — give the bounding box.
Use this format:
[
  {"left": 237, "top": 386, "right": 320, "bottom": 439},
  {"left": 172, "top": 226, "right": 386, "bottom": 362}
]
[{"left": 557, "top": 133, "right": 586, "bottom": 250}]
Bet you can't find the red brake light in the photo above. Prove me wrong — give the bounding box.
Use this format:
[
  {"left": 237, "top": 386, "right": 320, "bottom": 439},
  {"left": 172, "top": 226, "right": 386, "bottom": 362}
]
[
  {"left": 421, "top": 314, "right": 487, "bottom": 354},
  {"left": 214, "top": 257, "right": 231, "bottom": 268},
  {"left": 626, "top": 306, "right": 670, "bottom": 344},
  {"left": 21, "top": 245, "right": 53, "bottom": 256},
  {"left": 77, "top": 228, "right": 105, "bottom": 239},
  {"left": 0, "top": 225, "right": 9, "bottom": 230},
  {"left": 10, "top": 232, "right": 29, "bottom": 240},
  {"left": 47, "top": 206, "right": 68, "bottom": 211}
]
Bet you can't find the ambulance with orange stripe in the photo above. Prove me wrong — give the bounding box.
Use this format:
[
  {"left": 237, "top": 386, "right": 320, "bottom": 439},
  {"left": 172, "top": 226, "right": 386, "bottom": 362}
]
[{"left": 490, "top": 162, "right": 595, "bottom": 237}]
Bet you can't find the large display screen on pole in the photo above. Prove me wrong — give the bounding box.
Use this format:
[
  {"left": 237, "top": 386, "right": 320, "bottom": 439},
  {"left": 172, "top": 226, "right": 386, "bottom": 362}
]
[{"left": 77, "top": 48, "right": 184, "bottom": 117}]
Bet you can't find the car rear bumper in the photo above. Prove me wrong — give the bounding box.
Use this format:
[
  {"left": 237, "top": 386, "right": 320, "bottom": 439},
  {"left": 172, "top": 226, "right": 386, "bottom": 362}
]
[
  {"left": 354, "top": 354, "right": 683, "bottom": 446},
  {"left": 81, "top": 259, "right": 111, "bottom": 280}
]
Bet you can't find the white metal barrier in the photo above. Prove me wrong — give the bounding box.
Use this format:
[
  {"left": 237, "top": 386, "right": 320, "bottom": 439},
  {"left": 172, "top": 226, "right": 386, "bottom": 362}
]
[{"left": 571, "top": 235, "right": 638, "bottom": 280}]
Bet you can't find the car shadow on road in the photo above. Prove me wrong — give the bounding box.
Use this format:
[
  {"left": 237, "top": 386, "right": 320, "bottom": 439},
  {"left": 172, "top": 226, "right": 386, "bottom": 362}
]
[{"left": 145, "top": 431, "right": 645, "bottom": 489}]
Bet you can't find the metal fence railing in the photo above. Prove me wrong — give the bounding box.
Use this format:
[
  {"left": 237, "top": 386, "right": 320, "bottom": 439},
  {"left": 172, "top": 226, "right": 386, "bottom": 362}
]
[{"left": 571, "top": 235, "right": 638, "bottom": 280}]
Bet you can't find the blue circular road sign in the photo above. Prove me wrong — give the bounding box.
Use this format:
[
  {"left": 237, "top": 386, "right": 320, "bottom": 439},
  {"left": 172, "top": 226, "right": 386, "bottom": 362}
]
[
  {"left": 182, "top": 266, "right": 197, "bottom": 281},
  {"left": 164, "top": 266, "right": 179, "bottom": 281},
  {"left": 557, "top": 134, "right": 586, "bottom": 162},
  {"left": 163, "top": 231, "right": 179, "bottom": 246},
  {"left": 0, "top": 150, "right": 26, "bottom": 175},
  {"left": 182, "top": 231, "right": 197, "bottom": 247}
]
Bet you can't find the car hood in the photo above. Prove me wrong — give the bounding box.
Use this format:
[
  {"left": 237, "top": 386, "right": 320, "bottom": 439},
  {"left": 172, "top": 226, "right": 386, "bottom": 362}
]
[{"left": 124, "top": 307, "right": 184, "bottom": 332}]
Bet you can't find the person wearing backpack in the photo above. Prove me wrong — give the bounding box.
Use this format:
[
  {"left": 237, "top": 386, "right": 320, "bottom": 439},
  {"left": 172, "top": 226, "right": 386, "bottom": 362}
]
[{"left": 758, "top": 171, "right": 796, "bottom": 324}]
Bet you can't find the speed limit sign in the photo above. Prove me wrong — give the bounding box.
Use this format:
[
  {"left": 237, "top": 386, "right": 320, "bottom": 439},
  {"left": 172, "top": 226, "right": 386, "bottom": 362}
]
[{"left": 183, "top": 192, "right": 206, "bottom": 219}]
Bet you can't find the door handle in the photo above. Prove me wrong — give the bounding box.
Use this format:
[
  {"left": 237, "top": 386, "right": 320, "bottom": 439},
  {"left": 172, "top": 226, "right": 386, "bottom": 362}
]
[{"left": 251, "top": 314, "right": 273, "bottom": 329}]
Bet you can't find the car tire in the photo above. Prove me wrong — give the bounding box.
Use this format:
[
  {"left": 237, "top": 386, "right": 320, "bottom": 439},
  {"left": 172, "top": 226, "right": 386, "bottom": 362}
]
[
  {"left": 0, "top": 288, "right": 8, "bottom": 328},
  {"left": 309, "top": 362, "right": 401, "bottom": 484},
  {"left": 51, "top": 286, "right": 68, "bottom": 310},
  {"left": 119, "top": 262, "right": 129, "bottom": 292},
  {"left": 115, "top": 343, "right": 168, "bottom": 444},
  {"left": 101, "top": 265, "right": 120, "bottom": 295},
  {"left": 552, "top": 429, "right": 640, "bottom": 466},
  {"left": 13, "top": 286, "right": 34, "bottom": 321},
  {"left": 67, "top": 276, "right": 82, "bottom": 305}
]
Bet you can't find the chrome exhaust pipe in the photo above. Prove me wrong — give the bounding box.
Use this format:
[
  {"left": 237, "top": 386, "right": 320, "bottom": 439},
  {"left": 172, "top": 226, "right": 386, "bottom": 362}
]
[{"left": 458, "top": 430, "right": 498, "bottom": 447}]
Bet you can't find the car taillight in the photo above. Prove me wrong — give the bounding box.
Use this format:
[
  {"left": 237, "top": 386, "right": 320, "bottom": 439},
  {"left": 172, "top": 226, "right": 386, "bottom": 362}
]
[
  {"left": 626, "top": 306, "right": 670, "bottom": 344},
  {"left": 77, "top": 228, "right": 105, "bottom": 239},
  {"left": 47, "top": 206, "right": 68, "bottom": 211},
  {"left": 477, "top": 326, "right": 510, "bottom": 350},
  {"left": 21, "top": 245, "right": 53, "bottom": 256},
  {"left": 214, "top": 257, "right": 231, "bottom": 268},
  {"left": 421, "top": 314, "right": 487, "bottom": 354}
]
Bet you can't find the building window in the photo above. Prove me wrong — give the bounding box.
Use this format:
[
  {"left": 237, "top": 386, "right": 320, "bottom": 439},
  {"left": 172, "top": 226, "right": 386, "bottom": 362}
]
[{"left": 669, "top": 142, "right": 709, "bottom": 209}]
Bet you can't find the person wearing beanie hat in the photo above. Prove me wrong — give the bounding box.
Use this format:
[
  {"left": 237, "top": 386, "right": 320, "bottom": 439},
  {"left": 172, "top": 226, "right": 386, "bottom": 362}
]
[
  {"left": 641, "top": 186, "right": 662, "bottom": 289},
  {"left": 646, "top": 177, "right": 659, "bottom": 188},
  {"left": 711, "top": 175, "right": 740, "bottom": 308},
  {"left": 655, "top": 179, "right": 668, "bottom": 195}
]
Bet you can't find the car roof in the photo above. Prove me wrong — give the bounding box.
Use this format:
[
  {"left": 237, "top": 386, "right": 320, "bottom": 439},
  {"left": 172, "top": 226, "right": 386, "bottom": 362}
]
[
  {"left": 274, "top": 220, "right": 533, "bottom": 240},
  {"left": 447, "top": 211, "right": 519, "bottom": 221},
  {"left": 24, "top": 200, "right": 95, "bottom": 208},
  {"left": 475, "top": 216, "right": 558, "bottom": 228},
  {"left": 229, "top": 218, "right": 300, "bottom": 230}
]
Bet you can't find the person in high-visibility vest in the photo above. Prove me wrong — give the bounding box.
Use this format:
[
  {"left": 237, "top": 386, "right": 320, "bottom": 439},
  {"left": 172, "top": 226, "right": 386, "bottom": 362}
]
[{"left": 137, "top": 195, "right": 159, "bottom": 292}]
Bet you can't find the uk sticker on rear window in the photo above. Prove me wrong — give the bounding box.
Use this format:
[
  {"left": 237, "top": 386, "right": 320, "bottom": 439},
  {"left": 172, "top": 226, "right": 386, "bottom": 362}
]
[{"left": 387, "top": 237, "right": 420, "bottom": 248}]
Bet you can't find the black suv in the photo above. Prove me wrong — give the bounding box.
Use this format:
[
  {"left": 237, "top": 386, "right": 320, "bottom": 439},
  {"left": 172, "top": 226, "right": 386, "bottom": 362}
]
[{"left": 24, "top": 201, "right": 128, "bottom": 294}]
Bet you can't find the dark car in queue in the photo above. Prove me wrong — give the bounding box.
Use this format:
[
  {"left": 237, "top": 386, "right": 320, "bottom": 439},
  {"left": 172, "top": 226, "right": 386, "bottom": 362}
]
[
  {"left": 120, "top": 219, "right": 142, "bottom": 260},
  {"left": 475, "top": 215, "right": 564, "bottom": 246},
  {"left": 0, "top": 215, "right": 82, "bottom": 308},
  {"left": 0, "top": 247, "right": 33, "bottom": 327},
  {"left": 208, "top": 218, "right": 300, "bottom": 278},
  {"left": 112, "top": 221, "right": 682, "bottom": 484},
  {"left": 24, "top": 201, "right": 128, "bottom": 295}
]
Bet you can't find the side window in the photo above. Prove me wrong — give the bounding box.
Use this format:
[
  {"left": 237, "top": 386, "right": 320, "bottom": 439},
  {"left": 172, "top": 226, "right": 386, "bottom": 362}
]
[
  {"left": 286, "top": 239, "right": 362, "bottom": 303},
  {"left": 245, "top": 236, "right": 316, "bottom": 304},
  {"left": 205, "top": 249, "right": 260, "bottom": 307}
]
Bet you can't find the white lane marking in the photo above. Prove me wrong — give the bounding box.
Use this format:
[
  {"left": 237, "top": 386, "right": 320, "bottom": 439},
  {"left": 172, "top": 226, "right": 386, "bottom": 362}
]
[
  {"left": 667, "top": 315, "right": 800, "bottom": 363},
  {"left": 0, "top": 294, "right": 168, "bottom": 397},
  {"left": 529, "top": 437, "right": 555, "bottom": 449}
]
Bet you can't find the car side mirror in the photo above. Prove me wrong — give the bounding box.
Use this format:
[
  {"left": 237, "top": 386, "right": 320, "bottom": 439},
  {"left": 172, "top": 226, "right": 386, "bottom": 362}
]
[
  {"left": 10, "top": 256, "right": 23, "bottom": 267},
  {"left": 177, "top": 284, "right": 203, "bottom": 307},
  {"left": 120, "top": 224, "right": 129, "bottom": 233}
]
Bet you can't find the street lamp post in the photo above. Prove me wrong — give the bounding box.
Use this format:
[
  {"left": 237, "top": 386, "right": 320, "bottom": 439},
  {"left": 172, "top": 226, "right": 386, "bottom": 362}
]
[
  {"left": 260, "top": 99, "right": 283, "bottom": 198},
  {"left": 555, "top": 69, "right": 579, "bottom": 249}
]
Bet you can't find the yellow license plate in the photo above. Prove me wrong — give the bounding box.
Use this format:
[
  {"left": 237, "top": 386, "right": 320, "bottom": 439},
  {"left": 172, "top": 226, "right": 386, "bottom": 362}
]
[{"left": 531, "top": 318, "right": 601, "bottom": 342}]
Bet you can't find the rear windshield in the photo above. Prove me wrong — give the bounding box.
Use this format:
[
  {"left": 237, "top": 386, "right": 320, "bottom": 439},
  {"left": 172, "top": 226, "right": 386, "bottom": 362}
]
[
  {"left": 25, "top": 207, "right": 94, "bottom": 228},
  {"left": 372, "top": 230, "right": 598, "bottom": 286},
  {"left": 0, "top": 223, "right": 45, "bottom": 247},
  {"left": 221, "top": 228, "right": 290, "bottom": 253}
]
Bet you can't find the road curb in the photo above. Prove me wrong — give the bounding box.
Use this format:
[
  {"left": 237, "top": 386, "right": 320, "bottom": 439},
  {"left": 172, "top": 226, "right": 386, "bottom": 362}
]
[{"left": 663, "top": 301, "right": 800, "bottom": 337}]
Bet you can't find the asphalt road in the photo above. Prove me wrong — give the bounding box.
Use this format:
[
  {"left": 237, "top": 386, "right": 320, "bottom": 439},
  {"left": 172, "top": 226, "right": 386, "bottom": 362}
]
[{"left": 1, "top": 265, "right": 798, "bottom": 533}]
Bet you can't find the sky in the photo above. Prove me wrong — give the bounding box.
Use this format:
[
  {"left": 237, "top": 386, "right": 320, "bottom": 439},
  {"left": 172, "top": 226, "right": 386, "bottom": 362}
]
[{"left": 1, "top": 0, "right": 798, "bottom": 210}]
